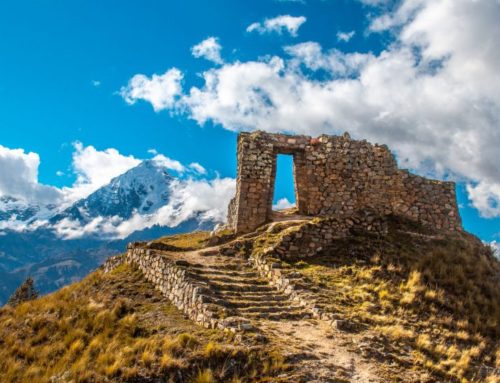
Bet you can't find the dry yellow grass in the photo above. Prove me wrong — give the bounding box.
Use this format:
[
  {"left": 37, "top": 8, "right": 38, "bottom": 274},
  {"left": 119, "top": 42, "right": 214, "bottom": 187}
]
[
  {"left": 0, "top": 264, "right": 286, "bottom": 382},
  {"left": 287, "top": 217, "right": 500, "bottom": 382},
  {"left": 154, "top": 230, "right": 211, "bottom": 250}
]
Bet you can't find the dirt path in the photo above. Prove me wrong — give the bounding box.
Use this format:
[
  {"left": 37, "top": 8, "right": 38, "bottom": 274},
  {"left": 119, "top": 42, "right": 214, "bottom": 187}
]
[{"left": 258, "top": 318, "right": 380, "bottom": 383}]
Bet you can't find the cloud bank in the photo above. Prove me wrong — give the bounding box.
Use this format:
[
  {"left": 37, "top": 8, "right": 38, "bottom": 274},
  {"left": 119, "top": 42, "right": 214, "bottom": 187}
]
[
  {"left": 0, "top": 142, "right": 234, "bottom": 240},
  {"left": 53, "top": 177, "right": 235, "bottom": 240},
  {"left": 0, "top": 145, "right": 62, "bottom": 205}
]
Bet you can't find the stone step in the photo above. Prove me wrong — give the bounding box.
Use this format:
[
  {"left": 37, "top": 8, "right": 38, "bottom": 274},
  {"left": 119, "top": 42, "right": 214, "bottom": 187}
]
[
  {"left": 191, "top": 263, "right": 247, "bottom": 271},
  {"left": 214, "top": 289, "right": 289, "bottom": 299},
  {"left": 208, "top": 297, "right": 293, "bottom": 311},
  {"left": 159, "top": 253, "right": 316, "bottom": 326},
  {"left": 192, "top": 274, "right": 269, "bottom": 286},
  {"left": 224, "top": 298, "right": 295, "bottom": 308},
  {"left": 246, "top": 310, "right": 311, "bottom": 321},
  {"left": 200, "top": 265, "right": 256, "bottom": 271},
  {"left": 208, "top": 281, "right": 276, "bottom": 293},
  {"left": 191, "top": 269, "right": 259, "bottom": 278},
  {"left": 237, "top": 305, "right": 305, "bottom": 314}
]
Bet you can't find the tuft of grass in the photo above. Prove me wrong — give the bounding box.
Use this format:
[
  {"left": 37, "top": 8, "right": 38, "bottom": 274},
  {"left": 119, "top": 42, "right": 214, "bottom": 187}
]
[
  {"left": 192, "top": 369, "right": 215, "bottom": 383},
  {"left": 377, "top": 324, "right": 415, "bottom": 341},
  {"left": 153, "top": 231, "right": 211, "bottom": 251},
  {"left": 203, "top": 341, "right": 224, "bottom": 359}
]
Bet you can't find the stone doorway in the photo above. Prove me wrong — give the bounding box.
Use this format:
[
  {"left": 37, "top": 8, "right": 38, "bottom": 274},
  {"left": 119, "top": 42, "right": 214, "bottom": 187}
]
[
  {"left": 227, "top": 131, "right": 461, "bottom": 234},
  {"left": 271, "top": 154, "right": 297, "bottom": 212}
]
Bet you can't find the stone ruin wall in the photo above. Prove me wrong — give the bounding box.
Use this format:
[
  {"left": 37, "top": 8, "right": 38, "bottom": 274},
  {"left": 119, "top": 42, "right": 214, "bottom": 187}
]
[
  {"left": 228, "top": 131, "right": 462, "bottom": 234},
  {"left": 103, "top": 245, "right": 225, "bottom": 330}
]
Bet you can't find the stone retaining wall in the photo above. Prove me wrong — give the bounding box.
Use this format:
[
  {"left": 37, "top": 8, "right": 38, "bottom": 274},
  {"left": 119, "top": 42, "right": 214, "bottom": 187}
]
[
  {"left": 103, "top": 244, "right": 222, "bottom": 330},
  {"left": 102, "top": 254, "right": 125, "bottom": 273},
  {"left": 220, "top": 210, "right": 387, "bottom": 260},
  {"left": 228, "top": 131, "right": 461, "bottom": 234},
  {"left": 102, "top": 217, "right": 381, "bottom": 333},
  {"left": 273, "top": 213, "right": 386, "bottom": 260},
  {"left": 251, "top": 254, "right": 350, "bottom": 332}
]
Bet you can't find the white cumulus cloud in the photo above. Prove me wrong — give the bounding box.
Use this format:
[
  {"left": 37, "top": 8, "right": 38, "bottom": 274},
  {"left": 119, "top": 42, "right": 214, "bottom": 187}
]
[
  {"left": 119, "top": 68, "right": 183, "bottom": 112},
  {"left": 63, "top": 142, "right": 141, "bottom": 203},
  {"left": 0, "top": 145, "right": 62, "bottom": 205},
  {"left": 467, "top": 182, "right": 500, "bottom": 218},
  {"left": 273, "top": 198, "right": 295, "bottom": 210},
  {"left": 284, "top": 41, "right": 374, "bottom": 74},
  {"left": 247, "top": 15, "right": 307, "bottom": 37},
  {"left": 151, "top": 154, "right": 185, "bottom": 173},
  {"left": 192, "top": 37, "right": 223, "bottom": 64},
  {"left": 189, "top": 162, "right": 207, "bottom": 174}
]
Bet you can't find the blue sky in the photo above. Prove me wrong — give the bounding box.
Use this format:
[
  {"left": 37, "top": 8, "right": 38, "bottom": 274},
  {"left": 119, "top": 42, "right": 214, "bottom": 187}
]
[
  {"left": 0, "top": 0, "right": 499, "bottom": 246},
  {"left": 0, "top": 0, "right": 382, "bottom": 186}
]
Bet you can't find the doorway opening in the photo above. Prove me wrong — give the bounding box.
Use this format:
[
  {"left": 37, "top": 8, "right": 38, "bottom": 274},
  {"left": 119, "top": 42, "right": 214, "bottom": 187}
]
[{"left": 272, "top": 154, "right": 297, "bottom": 212}]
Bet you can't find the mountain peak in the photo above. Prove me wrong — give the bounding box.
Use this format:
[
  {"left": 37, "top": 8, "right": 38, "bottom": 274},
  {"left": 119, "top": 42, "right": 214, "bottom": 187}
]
[{"left": 53, "top": 160, "right": 175, "bottom": 223}]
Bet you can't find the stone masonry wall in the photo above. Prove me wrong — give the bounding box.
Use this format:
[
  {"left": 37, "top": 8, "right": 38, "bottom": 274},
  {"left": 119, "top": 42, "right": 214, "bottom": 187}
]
[
  {"left": 103, "top": 244, "right": 224, "bottom": 330},
  {"left": 263, "top": 210, "right": 388, "bottom": 260},
  {"left": 227, "top": 131, "right": 461, "bottom": 233},
  {"left": 220, "top": 209, "right": 388, "bottom": 261}
]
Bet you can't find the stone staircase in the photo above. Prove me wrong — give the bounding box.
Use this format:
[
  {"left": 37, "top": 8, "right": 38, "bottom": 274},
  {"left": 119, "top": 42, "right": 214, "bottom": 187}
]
[{"left": 186, "top": 254, "right": 311, "bottom": 324}]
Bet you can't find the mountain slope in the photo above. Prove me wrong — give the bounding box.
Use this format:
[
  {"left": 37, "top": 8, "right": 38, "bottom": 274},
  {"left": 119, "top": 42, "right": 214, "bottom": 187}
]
[
  {"left": 0, "top": 264, "right": 286, "bottom": 382},
  {"left": 0, "top": 196, "right": 56, "bottom": 224},
  {"left": 0, "top": 217, "right": 214, "bottom": 306},
  {"left": 249, "top": 216, "right": 500, "bottom": 382}
]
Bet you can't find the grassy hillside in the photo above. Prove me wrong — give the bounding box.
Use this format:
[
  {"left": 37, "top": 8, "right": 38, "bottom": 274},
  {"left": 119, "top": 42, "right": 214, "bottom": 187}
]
[
  {"left": 282, "top": 217, "right": 500, "bottom": 382},
  {"left": 0, "top": 264, "right": 287, "bottom": 383},
  {"left": 1, "top": 216, "right": 498, "bottom": 382}
]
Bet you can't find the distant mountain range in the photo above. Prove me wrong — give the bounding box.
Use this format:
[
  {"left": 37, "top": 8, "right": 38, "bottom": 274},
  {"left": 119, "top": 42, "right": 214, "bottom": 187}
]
[{"left": 0, "top": 160, "right": 218, "bottom": 305}]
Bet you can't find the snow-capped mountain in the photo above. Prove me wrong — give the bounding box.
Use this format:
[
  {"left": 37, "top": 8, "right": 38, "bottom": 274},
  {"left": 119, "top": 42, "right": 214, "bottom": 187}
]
[
  {"left": 0, "top": 196, "right": 39, "bottom": 222},
  {"left": 51, "top": 159, "right": 174, "bottom": 224},
  {"left": 0, "top": 196, "right": 56, "bottom": 223},
  {"left": 0, "top": 159, "right": 221, "bottom": 305}
]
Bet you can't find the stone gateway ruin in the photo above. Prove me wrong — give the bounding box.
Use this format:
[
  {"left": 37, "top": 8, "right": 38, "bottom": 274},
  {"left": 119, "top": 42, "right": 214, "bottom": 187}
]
[
  {"left": 102, "top": 131, "right": 465, "bottom": 338},
  {"left": 227, "top": 131, "right": 462, "bottom": 234}
]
